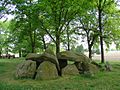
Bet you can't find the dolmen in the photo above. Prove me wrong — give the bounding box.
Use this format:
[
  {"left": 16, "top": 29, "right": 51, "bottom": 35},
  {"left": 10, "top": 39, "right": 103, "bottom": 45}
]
[{"left": 15, "top": 49, "right": 100, "bottom": 80}]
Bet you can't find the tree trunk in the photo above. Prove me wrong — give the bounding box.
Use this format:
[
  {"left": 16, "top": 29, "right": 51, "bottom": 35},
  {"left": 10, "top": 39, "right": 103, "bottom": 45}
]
[
  {"left": 19, "top": 49, "right": 22, "bottom": 57},
  {"left": 32, "top": 30, "right": 36, "bottom": 53},
  {"left": 56, "top": 34, "right": 60, "bottom": 54},
  {"left": 6, "top": 47, "right": 8, "bottom": 54},
  {"left": 98, "top": 1, "right": 104, "bottom": 63},
  {"left": 0, "top": 51, "right": 1, "bottom": 56},
  {"left": 87, "top": 41, "right": 92, "bottom": 59},
  {"left": 66, "top": 27, "right": 70, "bottom": 51},
  {"left": 29, "top": 30, "right": 36, "bottom": 53},
  {"left": 31, "top": 43, "right": 35, "bottom": 53},
  {"left": 100, "top": 35, "right": 104, "bottom": 63},
  {"left": 87, "top": 33, "right": 92, "bottom": 59},
  {"left": 0, "top": 48, "right": 2, "bottom": 58},
  {"left": 42, "top": 36, "right": 47, "bottom": 50},
  {"left": 88, "top": 46, "right": 92, "bottom": 59}
]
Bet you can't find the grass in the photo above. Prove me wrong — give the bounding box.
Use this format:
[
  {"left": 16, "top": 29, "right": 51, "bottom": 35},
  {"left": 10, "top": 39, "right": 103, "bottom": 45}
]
[{"left": 0, "top": 58, "right": 120, "bottom": 90}]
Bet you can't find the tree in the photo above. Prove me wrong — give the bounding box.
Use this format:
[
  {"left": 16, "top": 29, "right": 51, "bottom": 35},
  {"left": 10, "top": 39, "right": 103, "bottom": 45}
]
[
  {"left": 60, "top": 24, "right": 78, "bottom": 51},
  {"left": 0, "top": 21, "right": 11, "bottom": 55},
  {"left": 103, "top": 11, "right": 120, "bottom": 50},
  {"left": 39, "top": 0, "right": 81, "bottom": 54},
  {"left": 1, "top": 0, "right": 119, "bottom": 59},
  {"left": 10, "top": 0, "right": 42, "bottom": 53},
  {"left": 96, "top": 0, "right": 116, "bottom": 63},
  {"left": 74, "top": 9, "right": 99, "bottom": 59}
]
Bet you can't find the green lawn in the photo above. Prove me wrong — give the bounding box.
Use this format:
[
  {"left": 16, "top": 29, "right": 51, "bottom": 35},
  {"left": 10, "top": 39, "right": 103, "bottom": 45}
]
[{"left": 0, "top": 58, "right": 120, "bottom": 90}]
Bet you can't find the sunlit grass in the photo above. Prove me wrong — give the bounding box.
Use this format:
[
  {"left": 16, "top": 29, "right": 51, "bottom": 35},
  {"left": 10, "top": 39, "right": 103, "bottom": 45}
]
[{"left": 0, "top": 58, "right": 120, "bottom": 90}]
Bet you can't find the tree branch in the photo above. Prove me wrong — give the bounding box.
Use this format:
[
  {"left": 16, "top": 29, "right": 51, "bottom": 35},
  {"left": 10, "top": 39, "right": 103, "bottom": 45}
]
[{"left": 40, "top": 21, "right": 56, "bottom": 43}]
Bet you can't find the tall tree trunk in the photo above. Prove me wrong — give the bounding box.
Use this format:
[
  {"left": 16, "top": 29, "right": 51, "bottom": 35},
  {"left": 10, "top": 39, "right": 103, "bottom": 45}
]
[
  {"left": 31, "top": 44, "right": 35, "bottom": 53},
  {"left": 87, "top": 40, "right": 92, "bottom": 59},
  {"left": 56, "top": 34, "right": 60, "bottom": 54},
  {"left": 87, "top": 33, "right": 92, "bottom": 59},
  {"left": 29, "top": 30, "right": 36, "bottom": 53},
  {"left": 0, "top": 48, "right": 2, "bottom": 58},
  {"left": 30, "top": 34, "right": 35, "bottom": 53},
  {"left": 42, "top": 36, "right": 47, "bottom": 50},
  {"left": 32, "top": 30, "right": 36, "bottom": 53},
  {"left": 100, "top": 34, "right": 104, "bottom": 63},
  {"left": 98, "top": 0, "right": 104, "bottom": 63},
  {"left": 0, "top": 51, "right": 1, "bottom": 56},
  {"left": 88, "top": 45, "right": 92, "bottom": 59},
  {"left": 6, "top": 47, "right": 8, "bottom": 54},
  {"left": 19, "top": 49, "right": 22, "bottom": 57},
  {"left": 66, "top": 27, "right": 70, "bottom": 51}
]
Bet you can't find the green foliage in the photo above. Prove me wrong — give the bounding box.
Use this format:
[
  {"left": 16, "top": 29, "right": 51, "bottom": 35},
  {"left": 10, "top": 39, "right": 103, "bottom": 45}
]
[
  {"left": 0, "top": 21, "right": 12, "bottom": 54},
  {"left": 8, "top": 0, "right": 44, "bottom": 53},
  {"left": 0, "top": 0, "right": 120, "bottom": 56},
  {"left": 103, "top": 12, "right": 120, "bottom": 49},
  {"left": 94, "top": 49, "right": 100, "bottom": 55},
  {"left": 75, "top": 45, "right": 84, "bottom": 53}
]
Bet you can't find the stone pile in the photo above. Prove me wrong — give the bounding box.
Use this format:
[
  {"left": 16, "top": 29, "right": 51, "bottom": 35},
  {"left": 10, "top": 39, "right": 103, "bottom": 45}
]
[{"left": 15, "top": 49, "right": 104, "bottom": 80}]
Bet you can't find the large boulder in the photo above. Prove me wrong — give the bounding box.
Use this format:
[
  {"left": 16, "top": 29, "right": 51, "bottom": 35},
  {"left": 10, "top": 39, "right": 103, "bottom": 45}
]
[
  {"left": 26, "top": 53, "right": 41, "bottom": 61},
  {"left": 62, "top": 64, "right": 79, "bottom": 75},
  {"left": 15, "top": 60, "right": 36, "bottom": 79},
  {"left": 74, "top": 62, "right": 90, "bottom": 74},
  {"left": 82, "top": 65, "right": 98, "bottom": 77},
  {"left": 57, "top": 51, "right": 91, "bottom": 62},
  {"left": 26, "top": 49, "right": 59, "bottom": 65},
  {"left": 75, "top": 62, "right": 99, "bottom": 75},
  {"left": 26, "top": 49, "right": 60, "bottom": 70},
  {"left": 35, "top": 61, "right": 58, "bottom": 80},
  {"left": 86, "top": 63, "right": 99, "bottom": 76},
  {"left": 39, "top": 48, "right": 60, "bottom": 75},
  {"left": 40, "top": 48, "right": 59, "bottom": 66}
]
